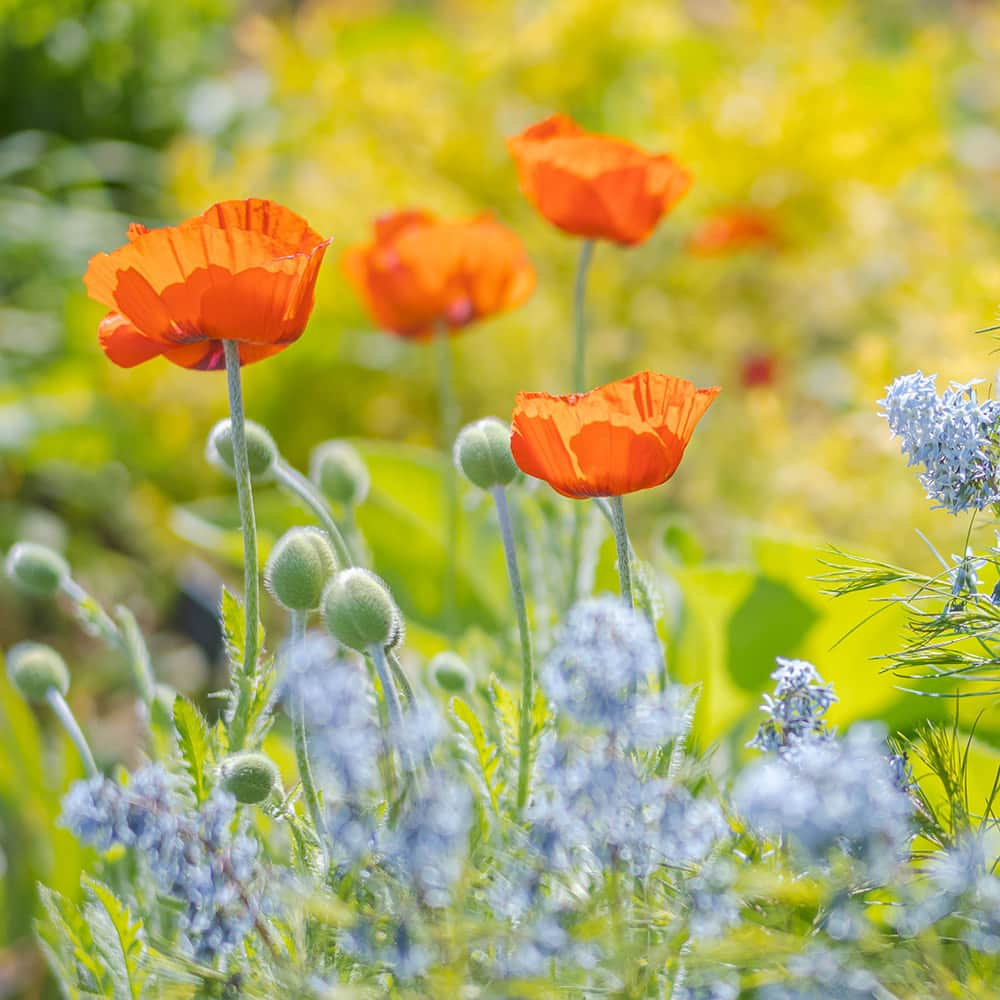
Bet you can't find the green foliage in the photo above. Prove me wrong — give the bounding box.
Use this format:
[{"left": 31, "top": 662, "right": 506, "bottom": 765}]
[
  {"left": 82, "top": 877, "right": 150, "bottom": 1000},
  {"left": 173, "top": 695, "right": 213, "bottom": 804}
]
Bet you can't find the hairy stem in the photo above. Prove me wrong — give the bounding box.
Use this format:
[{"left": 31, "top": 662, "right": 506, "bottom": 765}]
[
  {"left": 436, "top": 325, "right": 460, "bottom": 635},
  {"left": 46, "top": 688, "right": 98, "bottom": 777},
  {"left": 492, "top": 485, "right": 535, "bottom": 813},
  {"left": 274, "top": 460, "right": 354, "bottom": 569},
  {"left": 609, "top": 495, "right": 634, "bottom": 608}
]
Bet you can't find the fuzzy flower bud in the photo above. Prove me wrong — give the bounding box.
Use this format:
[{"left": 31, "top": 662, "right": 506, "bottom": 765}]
[
  {"left": 220, "top": 751, "right": 280, "bottom": 804},
  {"left": 265, "top": 527, "right": 336, "bottom": 612},
  {"left": 322, "top": 568, "right": 401, "bottom": 652},
  {"left": 7, "top": 642, "right": 70, "bottom": 703},
  {"left": 453, "top": 417, "right": 518, "bottom": 490},
  {"left": 310, "top": 441, "right": 370, "bottom": 508},
  {"left": 206, "top": 419, "right": 278, "bottom": 482},
  {"left": 430, "top": 651, "right": 473, "bottom": 693},
  {"left": 5, "top": 541, "right": 69, "bottom": 597}
]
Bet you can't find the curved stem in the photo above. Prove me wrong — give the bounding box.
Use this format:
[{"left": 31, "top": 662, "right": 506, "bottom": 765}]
[
  {"left": 223, "top": 340, "right": 260, "bottom": 680},
  {"left": 436, "top": 326, "right": 460, "bottom": 635},
  {"left": 274, "top": 460, "right": 355, "bottom": 570},
  {"left": 608, "top": 495, "right": 633, "bottom": 608},
  {"left": 491, "top": 486, "right": 534, "bottom": 813},
  {"left": 369, "top": 643, "right": 404, "bottom": 731},
  {"left": 386, "top": 648, "right": 415, "bottom": 707},
  {"left": 46, "top": 689, "right": 97, "bottom": 777}
]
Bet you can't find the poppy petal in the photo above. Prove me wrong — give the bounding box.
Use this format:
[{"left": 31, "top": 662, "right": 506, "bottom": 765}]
[{"left": 97, "top": 313, "right": 165, "bottom": 367}]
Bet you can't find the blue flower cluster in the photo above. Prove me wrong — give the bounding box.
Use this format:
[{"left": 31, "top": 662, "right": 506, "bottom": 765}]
[
  {"left": 879, "top": 371, "right": 1000, "bottom": 514},
  {"left": 748, "top": 657, "right": 837, "bottom": 754},
  {"left": 61, "top": 765, "right": 264, "bottom": 963},
  {"left": 735, "top": 723, "right": 913, "bottom": 880}
]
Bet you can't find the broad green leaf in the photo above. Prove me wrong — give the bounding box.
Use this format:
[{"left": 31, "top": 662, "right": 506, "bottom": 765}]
[
  {"left": 173, "top": 696, "right": 212, "bottom": 803},
  {"left": 450, "top": 696, "right": 504, "bottom": 814},
  {"left": 83, "top": 876, "right": 149, "bottom": 1000}
]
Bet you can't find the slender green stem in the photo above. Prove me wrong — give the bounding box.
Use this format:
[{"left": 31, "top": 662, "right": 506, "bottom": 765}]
[
  {"left": 369, "top": 643, "right": 404, "bottom": 731},
  {"left": 436, "top": 325, "right": 460, "bottom": 635},
  {"left": 223, "top": 340, "right": 260, "bottom": 680},
  {"left": 491, "top": 486, "right": 535, "bottom": 813},
  {"left": 46, "top": 688, "right": 98, "bottom": 777},
  {"left": 386, "top": 648, "right": 415, "bottom": 707},
  {"left": 274, "top": 460, "right": 355, "bottom": 569},
  {"left": 609, "top": 495, "right": 633, "bottom": 608},
  {"left": 568, "top": 240, "right": 595, "bottom": 608},
  {"left": 573, "top": 240, "right": 595, "bottom": 394}
]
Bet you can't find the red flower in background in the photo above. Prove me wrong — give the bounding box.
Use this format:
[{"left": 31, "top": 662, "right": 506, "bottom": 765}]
[
  {"left": 687, "top": 209, "right": 782, "bottom": 256},
  {"left": 343, "top": 211, "right": 535, "bottom": 339},
  {"left": 508, "top": 114, "right": 693, "bottom": 246},
  {"left": 511, "top": 371, "right": 719, "bottom": 498},
  {"left": 84, "top": 199, "right": 330, "bottom": 370}
]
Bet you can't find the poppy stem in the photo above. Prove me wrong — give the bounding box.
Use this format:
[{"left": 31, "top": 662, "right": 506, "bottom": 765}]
[
  {"left": 273, "top": 459, "right": 355, "bottom": 569},
  {"left": 608, "top": 495, "right": 634, "bottom": 608},
  {"left": 386, "top": 647, "right": 415, "bottom": 708},
  {"left": 490, "top": 485, "right": 534, "bottom": 814},
  {"left": 45, "top": 688, "right": 98, "bottom": 777},
  {"left": 222, "top": 340, "right": 260, "bottom": 683},
  {"left": 568, "top": 240, "right": 595, "bottom": 607},
  {"left": 436, "top": 325, "right": 460, "bottom": 635}
]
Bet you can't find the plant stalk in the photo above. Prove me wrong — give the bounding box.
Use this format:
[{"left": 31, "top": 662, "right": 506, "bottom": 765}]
[
  {"left": 436, "top": 325, "right": 460, "bottom": 635},
  {"left": 274, "top": 460, "right": 354, "bottom": 569},
  {"left": 491, "top": 485, "right": 535, "bottom": 812},
  {"left": 46, "top": 688, "right": 98, "bottom": 777},
  {"left": 609, "top": 495, "right": 634, "bottom": 608}
]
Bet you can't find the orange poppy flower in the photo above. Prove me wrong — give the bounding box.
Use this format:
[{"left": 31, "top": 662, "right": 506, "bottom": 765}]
[
  {"left": 511, "top": 371, "right": 719, "bottom": 498},
  {"left": 84, "top": 199, "right": 331, "bottom": 370},
  {"left": 507, "top": 114, "right": 693, "bottom": 246},
  {"left": 687, "top": 209, "right": 782, "bottom": 256},
  {"left": 343, "top": 210, "right": 535, "bottom": 339}
]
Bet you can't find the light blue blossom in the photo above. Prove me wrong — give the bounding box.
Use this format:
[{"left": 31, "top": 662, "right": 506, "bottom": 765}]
[
  {"left": 879, "top": 371, "right": 1000, "bottom": 514},
  {"left": 61, "top": 766, "right": 266, "bottom": 963},
  {"left": 948, "top": 547, "right": 987, "bottom": 598},
  {"left": 748, "top": 658, "right": 836, "bottom": 754},
  {"left": 540, "top": 596, "right": 662, "bottom": 729},
  {"left": 756, "top": 944, "right": 882, "bottom": 999},
  {"left": 735, "top": 724, "right": 913, "bottom": 880}
]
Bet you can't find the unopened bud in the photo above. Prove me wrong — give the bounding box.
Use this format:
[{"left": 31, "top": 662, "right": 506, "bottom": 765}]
[
  {"left": 453, "top": 417, "right": 518, "bottom": 490},
  {"left": 430, "top": 651, "right": 473, "bottom": 693},
  {"left": 220, "top": 751, "right": 280, "bottom": 804},
  {"left": 265, "top": 527, "right": 336, "bottom": 612},
  {"left": 321, "top": 568, "right": 401, "bottom": 652},
  {"left": 207, "top": 419, "right": 278, "bottom": 482},
  {"left": 311, "top": 441, "right": 370, "bottom": 508},
  {"left": 6, "top": 642, "right": 70, "bottom": 703},
  {"left": 5, "top": 542, "right": 69, "bottom": 597}
]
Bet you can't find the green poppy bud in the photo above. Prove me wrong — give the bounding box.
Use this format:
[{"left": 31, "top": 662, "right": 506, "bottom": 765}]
[
  {"left": 430, "top": 651, "right": 473, "bottom": 693},
  {"left": 5, "top": 541, "right": 69, "bottom": 598},
  {"left": 6, "top": 642, "right": 70, "bottom": 703},
  {"left": 321, "top": 568, "right": 401, "bottom": 652},
  {"left": 220, "top": 751, "right": 280, "bottom": 804},
  {"left": 207, "top": 419, "right": 278, "bottom": 482},
  {"left": 310, "top": 441, "right": 370, "bottom": 508},
  {"left": 453, "top": 417, "right": 518, "bottom": 490},
  {"left": 265, "top": 527, "right": 336, "bottom": 612}
]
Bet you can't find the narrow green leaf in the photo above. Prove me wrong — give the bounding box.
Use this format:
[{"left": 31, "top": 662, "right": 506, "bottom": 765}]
[
  {"left": 83, "top": 876, "right": 149, "bottom": 1000},
  {"left": 173, "top": 695, "right": 212, "bottom": 803},
  {"left": 36, "top": 884, "right": 110, "bottom": 997},
  {"left": 489, "top": 674, "right": 519, "bottom": 767},
  {"left": 451, "top": 696, "right": 504, "bottom": 814}
]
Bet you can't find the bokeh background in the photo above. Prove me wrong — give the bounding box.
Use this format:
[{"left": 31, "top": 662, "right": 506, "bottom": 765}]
[{"left": 5, "top": 0, "right": 1000, "bottom": 992}]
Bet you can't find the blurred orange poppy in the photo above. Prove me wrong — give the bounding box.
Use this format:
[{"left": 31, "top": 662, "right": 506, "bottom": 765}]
[
  {"left": 511, "top": 371, "right": 719, "bottom": 498},
  {"left": 84, "top": 199, "right": 330, "bottom": 370},
  {"left": 343, "top": 211, "right": 535, "bottom": 339},
  {"left": 507, "top": 114, "right": 693, "bottom": 246},
  {"left": 687, "top": 209, "right": 782, "bottom": 256}
]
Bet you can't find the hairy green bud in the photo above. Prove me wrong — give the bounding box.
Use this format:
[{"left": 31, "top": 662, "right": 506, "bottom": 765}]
[
  {"left": 220, "top": 751, "right": 280, "bottom": 804},
  {"left": 7, "top": 642, "right": 69, "bottom": 703},
  {"left": 321, "top": 568, "right": 401, "bottom": 652},
  {"left": 5, "top": 541, "right": 69, "bottom": 597},
  {"left": 311, "top": 440, "right": 370, "bottom": 508},
  {"left": 453, "top": 417, "right": 518, "bottom": 490},
  {"left": 265, "top": 527, "right": 336, "bottom": 612},
  {"left": 207, "top": 419, "right": 278, "bottom": 482},
  {"left": 429, "top": 651, "right": 473, "bottom": 693}
]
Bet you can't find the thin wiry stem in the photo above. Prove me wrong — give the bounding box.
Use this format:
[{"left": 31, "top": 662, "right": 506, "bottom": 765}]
[
  {"left": 491, "top": 485, "right": 534, "bottom": 813},
  {"left": 46, "top": 688, "right": 98, "bottom": 777},
  {"left": 274, "top": 460, "right": 354, "bottom": 569},
  {"left": 436, "top": 325, "right": 460, "bottom": 634}
]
